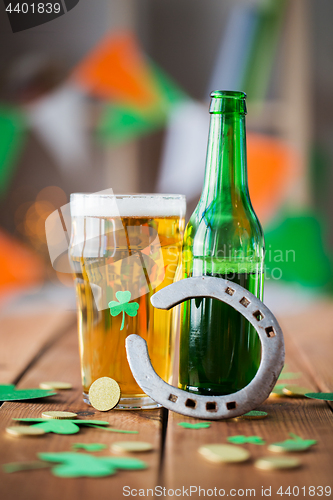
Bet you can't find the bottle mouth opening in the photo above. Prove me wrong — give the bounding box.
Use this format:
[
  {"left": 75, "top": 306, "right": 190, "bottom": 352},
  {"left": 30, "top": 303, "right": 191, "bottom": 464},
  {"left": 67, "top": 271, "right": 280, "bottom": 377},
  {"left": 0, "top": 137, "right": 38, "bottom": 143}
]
[
  {"left": 209, "top": 90, "right": 247, "bottom": 114},
  {"left": 210, "top": 90, "right": 246, "bottom": 99}
]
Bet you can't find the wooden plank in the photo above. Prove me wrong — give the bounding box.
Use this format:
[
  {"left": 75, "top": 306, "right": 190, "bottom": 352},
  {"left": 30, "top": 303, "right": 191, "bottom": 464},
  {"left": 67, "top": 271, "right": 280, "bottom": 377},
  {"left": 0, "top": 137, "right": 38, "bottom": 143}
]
[
  {"left": 163, "top": 312, "right": 333, "bottom": 495},
  {"left": 0, "top": 311, "right": 75, "bottom": 385},
  {"left": 0, "top": 325, "right": 163, "bottom": 500},
  {"left": 279, "top": 301, "right": 333, "bottom": 393}
]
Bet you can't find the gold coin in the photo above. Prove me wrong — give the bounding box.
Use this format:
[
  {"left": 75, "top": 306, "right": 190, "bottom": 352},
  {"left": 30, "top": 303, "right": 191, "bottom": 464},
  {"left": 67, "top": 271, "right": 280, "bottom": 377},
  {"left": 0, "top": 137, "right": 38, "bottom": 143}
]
[
  {"left": 88, "top": 377, "right": 121, "bottom": 412},
  {"left": 111, "top": 441, "right": 153, "bottom": 453},
  {"left": 39, "top": 381, "right": 72, "bottom": 390},
  {"left": 6, "top": 426, "right": 45, "bottom": 437},
  {"left": 255, "top": 456, "right": 301, "bottom": 470},
  {"left": 198, "top": 444, "right": 250, "bottom": 464},
  {"left": 270, "top": 388, "right": 285, "bottom": 397},
  {"left": 282, "top": 386, "right": 312, "bottom": 397},
  {"left": 41, "top": 411, "right": 77, "bottom": 419},
  {"left": 270, "top": 393, "right": 282, "bottom": 398}
]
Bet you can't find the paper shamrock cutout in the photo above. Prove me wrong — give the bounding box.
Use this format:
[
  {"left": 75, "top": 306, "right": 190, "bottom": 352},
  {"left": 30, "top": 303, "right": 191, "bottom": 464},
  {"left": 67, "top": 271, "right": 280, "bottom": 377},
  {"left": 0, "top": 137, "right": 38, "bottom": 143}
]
[
  {"left": 305, "top": 393, "right": 333, "bottom": 401},
  {"left": 87, "top": 424, "right": 138, "bottom": 434},
  {"left": 278, "top": 372, "right": 301, "bottom": 380},
  {"left": 13, "top": 419, "right": 108, "bottom": 435},
  {"left": 72, "top": 443, "right": 107, "bottom": 452},
  {"left": 177, "top": 422, "right": 211, "bottom": 429},
  {"left": 270, "top": 433, "right": 317, "bottom": 452},
  {"left": 0, "top": 384, "right": 56, "bottom": 401},
  {"left": 227, "top": 435, "right": 266, "bottom": 445},
  {"left": 3, "top": 461, "right": 52, "bottom": 473},
  {"left": 38, "top": 452, "right": 147, "bottom": 478},
  {"left": 108, "top": 291, "right": 139, "bottom": 330},
  {"left": 240, "top": 410, "right": 268, "bottom": 419}
]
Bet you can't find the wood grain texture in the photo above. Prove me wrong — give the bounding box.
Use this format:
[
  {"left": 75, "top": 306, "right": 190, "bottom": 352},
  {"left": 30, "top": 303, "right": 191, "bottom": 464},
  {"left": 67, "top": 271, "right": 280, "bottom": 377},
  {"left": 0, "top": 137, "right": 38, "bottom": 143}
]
[
  {"left": 279, "top": 301, "right": 333, "bottom": 393},
  {"left": 1, "top": 302, "right": 333, "bottom": 500},
  {"left": 162, "top": 309, "right": 333, "bottom": 496},
  {"left": 0, "top": 324, "right": 163, "bottom": 500},
  {"left": 0, "top": 311, "right": 75, "bottom": 385}
]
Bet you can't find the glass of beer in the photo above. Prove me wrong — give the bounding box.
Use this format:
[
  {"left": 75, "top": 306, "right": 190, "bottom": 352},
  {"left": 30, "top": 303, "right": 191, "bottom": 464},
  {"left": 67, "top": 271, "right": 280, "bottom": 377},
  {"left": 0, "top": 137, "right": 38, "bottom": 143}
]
[{"left": 69, "top": 193, "right": 186, "bottom": 409}]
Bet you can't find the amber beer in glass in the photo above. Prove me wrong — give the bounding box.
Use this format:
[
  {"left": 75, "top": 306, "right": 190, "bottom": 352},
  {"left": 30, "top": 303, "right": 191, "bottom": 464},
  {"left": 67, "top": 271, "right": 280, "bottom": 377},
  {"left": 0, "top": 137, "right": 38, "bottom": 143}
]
[{"left": 69, "top": 194, "right": 186, "bottom": 409}]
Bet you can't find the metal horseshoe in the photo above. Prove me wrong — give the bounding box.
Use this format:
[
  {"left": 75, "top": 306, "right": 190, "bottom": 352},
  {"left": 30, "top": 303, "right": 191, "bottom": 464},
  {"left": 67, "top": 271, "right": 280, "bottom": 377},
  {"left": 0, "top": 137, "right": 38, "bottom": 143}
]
[{"left": 126, "top": 276, "right": 285, "bottom": 419}]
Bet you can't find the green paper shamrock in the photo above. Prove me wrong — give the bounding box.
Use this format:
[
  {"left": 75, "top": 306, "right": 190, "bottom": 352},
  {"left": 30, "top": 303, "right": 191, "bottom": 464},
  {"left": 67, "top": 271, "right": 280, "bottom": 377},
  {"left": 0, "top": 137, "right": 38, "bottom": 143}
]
[
  {"left": 305, "top": 393, "right": 333, "bottom": 401},
  {"left": 38, "top": 452, "right": 147, "bottom": 478},
  {"left": 108, "top": 291, "right": 139, "bottom": 331},
  {"left": 278, "top": 372, "right": 301, "bottom": 380},
  {"left": 270, "top": 433, "right": 317, "bottom": 452},
  {"left": 0, "top": 384, "right": 14, "bottom": 390},
  {"left": 87, "top": 424, "right": 138, "bottom": 434},
  {"left": 0, "top": 384, "right": 56, "bottom": 401},
  {"left": 227, "top": 435, "right": 266, "bottom": 445},
  {"left": 34, "top": 421, "right": 79, "bottom": 435},
  {"left": 3, "top": 461, "right": 52, "bottom": 473},
  {"left": 13, "top": 419, "right": 108, "bottom": 435},
  {"left": 72, "top": 443, "right": 107, "bottom": 452},
  {"left": 241, "top": 410, "right": 268, "bottom": 418},
  {"left": 177, "top": 422, "right": 211, "bottom": 429}
]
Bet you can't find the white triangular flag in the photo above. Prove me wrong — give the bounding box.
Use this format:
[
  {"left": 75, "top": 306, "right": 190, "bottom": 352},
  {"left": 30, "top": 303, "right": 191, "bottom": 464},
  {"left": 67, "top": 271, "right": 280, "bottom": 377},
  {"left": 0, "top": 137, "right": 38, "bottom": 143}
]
[
  {"left": 26, "top": 85, "right": 90, "bottom": 173},
  {"left": 157, "top": 100, "right": 209, "bottom": 201}
]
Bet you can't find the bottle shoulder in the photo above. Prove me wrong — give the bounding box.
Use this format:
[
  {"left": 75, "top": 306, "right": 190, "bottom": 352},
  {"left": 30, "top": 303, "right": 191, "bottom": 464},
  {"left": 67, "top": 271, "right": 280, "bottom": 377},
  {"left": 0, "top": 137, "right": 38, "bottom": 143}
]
[
  {"left": 185, "top": 204, "right": 264, "bottom": 246},
  {"left": 183, "top": 201, "right": 264, "bottom": 273}
]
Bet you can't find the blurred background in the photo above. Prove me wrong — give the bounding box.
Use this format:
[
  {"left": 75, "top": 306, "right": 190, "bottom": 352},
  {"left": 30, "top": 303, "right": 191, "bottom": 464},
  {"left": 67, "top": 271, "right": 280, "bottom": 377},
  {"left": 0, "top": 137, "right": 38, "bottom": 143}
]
[{"left": 0, "top": 0, "right": 332, "bottom": 314}]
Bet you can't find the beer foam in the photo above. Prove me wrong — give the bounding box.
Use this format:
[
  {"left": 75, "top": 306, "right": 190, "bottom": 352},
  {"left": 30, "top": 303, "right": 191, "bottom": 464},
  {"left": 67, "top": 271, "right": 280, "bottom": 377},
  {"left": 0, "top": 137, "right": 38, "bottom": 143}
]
[{"left": 70, "top": 193, "right": 186, "bottom": 218}]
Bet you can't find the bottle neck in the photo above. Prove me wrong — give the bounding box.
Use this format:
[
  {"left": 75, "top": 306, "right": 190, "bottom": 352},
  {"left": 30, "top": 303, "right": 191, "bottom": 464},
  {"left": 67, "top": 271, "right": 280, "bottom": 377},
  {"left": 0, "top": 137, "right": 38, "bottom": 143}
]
[{"left": 199, "top": 112, "right": 249, "bottom": 211}]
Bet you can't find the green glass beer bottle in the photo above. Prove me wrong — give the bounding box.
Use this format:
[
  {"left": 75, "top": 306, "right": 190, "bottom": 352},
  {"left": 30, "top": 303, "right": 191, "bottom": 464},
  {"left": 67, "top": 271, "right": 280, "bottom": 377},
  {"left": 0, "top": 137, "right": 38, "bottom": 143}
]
[{"left": 179, "top": 90, "right": 264, "bottom": 396}]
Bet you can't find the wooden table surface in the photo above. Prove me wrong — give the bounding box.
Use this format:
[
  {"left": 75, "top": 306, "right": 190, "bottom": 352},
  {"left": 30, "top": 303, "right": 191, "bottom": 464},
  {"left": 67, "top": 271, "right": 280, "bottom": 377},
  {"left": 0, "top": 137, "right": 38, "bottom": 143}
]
[{"left": 0, "top": 301, "right": 332, "bottom": 500}]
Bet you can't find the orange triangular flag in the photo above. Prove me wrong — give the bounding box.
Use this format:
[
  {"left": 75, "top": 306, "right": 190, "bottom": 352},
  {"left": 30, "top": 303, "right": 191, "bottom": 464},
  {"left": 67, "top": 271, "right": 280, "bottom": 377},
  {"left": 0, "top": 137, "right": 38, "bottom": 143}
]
[
  {"left": 71, "top": 31, "right": 159, "bottom": 107},
  {"left": 0, "top": 229, "right": 44, "bottom": 293},
  {"left": 247, "top": 133, "right": 301, "bottom": 224}
]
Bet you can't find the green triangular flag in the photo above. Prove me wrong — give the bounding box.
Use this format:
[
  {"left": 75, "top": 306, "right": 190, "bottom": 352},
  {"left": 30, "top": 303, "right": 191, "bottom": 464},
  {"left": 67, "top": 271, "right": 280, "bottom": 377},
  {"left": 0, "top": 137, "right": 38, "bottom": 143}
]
[
  {"left": 98, "top": 104, "right": 164, "bottom": 144},
  {"left": 0, "top": 105, "right": 26, "bottom": 197},
  {"left": 265, "top": 209, "right": 333, "bottom": 289},
  {"left": 150, "top": 61, "right": 188, "bottom": 107},
  {"left": 97, "top": 62, "right": 188, "bottom": 144}
]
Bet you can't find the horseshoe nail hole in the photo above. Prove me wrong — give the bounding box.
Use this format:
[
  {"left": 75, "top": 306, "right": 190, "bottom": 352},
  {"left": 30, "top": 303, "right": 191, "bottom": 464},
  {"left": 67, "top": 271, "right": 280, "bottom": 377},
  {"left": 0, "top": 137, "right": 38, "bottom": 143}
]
[
  {"left": 226, "top": 401, "right": 237, "bottom": 410},
  {"left": 168, "top": 394, "right": 178, "bottom": 403},
  {"left": 206, "top": 402, "right": 217, "bottom": 412},
  {"left": 265, "top": 326, "right": 276, "bottom": 338},
  {"left": 239, "top": 297, "right": 250, "bottom": 307},
  {"left": 253, "top": 310, "right": 264, "bottom": 321},
  {"left": 185, "top": 398, "right": 197, "bottom": 409},
  {"left": 225, "top": 287, "right": 235, "bottom": 296}
]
